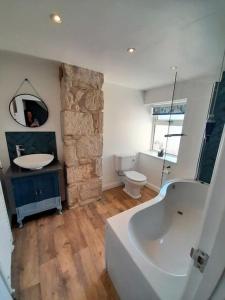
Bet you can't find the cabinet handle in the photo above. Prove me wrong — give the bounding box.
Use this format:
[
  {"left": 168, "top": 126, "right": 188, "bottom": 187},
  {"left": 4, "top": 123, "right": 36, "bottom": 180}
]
[{"left": 35, "top": 189, "right": 43, "bottom": 195}]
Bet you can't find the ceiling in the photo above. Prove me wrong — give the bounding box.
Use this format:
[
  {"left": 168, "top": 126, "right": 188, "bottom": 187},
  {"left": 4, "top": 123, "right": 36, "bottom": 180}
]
[{"left": 0, "top": 0, "right": 225, "bottom": 89}]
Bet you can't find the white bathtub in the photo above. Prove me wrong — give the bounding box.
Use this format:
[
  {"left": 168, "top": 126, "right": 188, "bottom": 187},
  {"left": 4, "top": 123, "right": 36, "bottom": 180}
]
[{"left": 105, "top": 179, "right": 208, "bottom": 300}]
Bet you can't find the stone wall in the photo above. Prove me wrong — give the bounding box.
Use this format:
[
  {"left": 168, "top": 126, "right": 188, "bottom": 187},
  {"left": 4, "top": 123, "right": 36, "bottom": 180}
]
[{"left": 60, "top": 63, "right": 104, "bottom": 207}]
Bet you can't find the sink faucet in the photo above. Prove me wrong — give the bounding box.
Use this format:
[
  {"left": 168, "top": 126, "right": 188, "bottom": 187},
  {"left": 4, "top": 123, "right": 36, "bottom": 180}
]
[{"left": 16, "top": 145, "right": 25, "bottom": 157}]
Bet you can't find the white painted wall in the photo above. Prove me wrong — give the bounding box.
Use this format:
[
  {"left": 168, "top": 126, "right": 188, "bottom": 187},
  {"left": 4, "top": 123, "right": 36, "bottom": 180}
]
[
  {"left": 140, "top": 75, "right": 215, "bottom": 189},
  {"left": 138, "top": 153, "right": 175, "bottom": 191},
  {"left": 12, "top": 96, "right": 26, "bottom": 126},
  {"left": 0, "top": 51, "right": 62, "bottom": 170},
  {"left": 0, "top": 275, "right": 12, "bottom": 300},
  {"left": 0, "top": 51, "right": 152, "bottom": 193},
  {"left": 0, "top": 182, "right": 13, "bottom": 294},
  {"left": 103, "top": 83, "right": 151, "bottom": 190},
  {"left": 0, "top": 51, "right": 216, "bottom": 194}
]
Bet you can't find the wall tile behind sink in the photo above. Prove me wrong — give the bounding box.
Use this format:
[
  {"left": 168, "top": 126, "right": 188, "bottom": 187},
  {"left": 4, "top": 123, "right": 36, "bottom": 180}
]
[{"left": 5, "top": 132, "right": 58, "bottom": 164}]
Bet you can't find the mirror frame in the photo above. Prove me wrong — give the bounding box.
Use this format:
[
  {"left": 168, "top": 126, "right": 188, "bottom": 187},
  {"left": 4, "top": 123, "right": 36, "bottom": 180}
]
[{"left": 9, "top": 93, "right": 49, "bottom": 128}]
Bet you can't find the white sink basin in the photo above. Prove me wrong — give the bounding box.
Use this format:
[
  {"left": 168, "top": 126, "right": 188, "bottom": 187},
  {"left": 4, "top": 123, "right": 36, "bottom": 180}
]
[{"left": 13, "top": 154, "right": 54, "bottom": 170}]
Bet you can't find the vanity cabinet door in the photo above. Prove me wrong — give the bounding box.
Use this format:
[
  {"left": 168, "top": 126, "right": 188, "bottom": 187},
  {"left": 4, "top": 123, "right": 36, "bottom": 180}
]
[
  {"left": 12, "top": 177, "right": 37, "bottom": 207},
  {"left": 34, "top": 172, "right": 59, "bottom": 202}
]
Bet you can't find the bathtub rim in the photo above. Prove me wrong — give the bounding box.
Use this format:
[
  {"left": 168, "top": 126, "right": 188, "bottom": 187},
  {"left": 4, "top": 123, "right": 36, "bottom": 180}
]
[{"left": 106, "top": 178, "right": 209, "bottom": 300}]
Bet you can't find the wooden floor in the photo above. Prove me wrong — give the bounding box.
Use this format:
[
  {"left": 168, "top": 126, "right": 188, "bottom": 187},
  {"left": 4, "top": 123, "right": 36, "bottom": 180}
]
[{"left": 12, "top": 186, "right": 157, "bottom": 300}]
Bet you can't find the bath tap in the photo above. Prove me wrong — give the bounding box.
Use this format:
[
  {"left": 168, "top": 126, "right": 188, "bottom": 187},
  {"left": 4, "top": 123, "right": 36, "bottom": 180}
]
[{"left": 15, "top": 145, "right": 25, "bottom": 157}]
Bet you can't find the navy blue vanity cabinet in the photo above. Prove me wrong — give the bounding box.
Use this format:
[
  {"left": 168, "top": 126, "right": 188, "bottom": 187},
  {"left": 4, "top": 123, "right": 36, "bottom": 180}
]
[
  {"left": 11, "top": 171, "right": 62, "bottom": 228},
  {"left": 34, "top": 172, "right": 60, "bottom": 201},
  {"left": 12, "top": 176, "right": 37, "bottom": 207}
]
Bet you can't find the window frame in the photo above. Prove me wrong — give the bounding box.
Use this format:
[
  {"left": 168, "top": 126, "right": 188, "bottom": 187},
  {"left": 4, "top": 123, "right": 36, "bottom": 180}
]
[{"left": 150, "top": 104, "right": 186, "bottom": 157}]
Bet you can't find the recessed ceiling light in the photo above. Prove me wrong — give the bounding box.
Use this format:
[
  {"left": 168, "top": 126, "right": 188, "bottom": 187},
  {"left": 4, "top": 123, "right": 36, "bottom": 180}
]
[
  {"left": 50, "top": 13, "right": 62, "bottom": 24},
  {"left": 170, "top": 66, "right": 178, "bottom": 70},
  {"left": 127, "top": 48, "right": 136, "bottom": 54}
]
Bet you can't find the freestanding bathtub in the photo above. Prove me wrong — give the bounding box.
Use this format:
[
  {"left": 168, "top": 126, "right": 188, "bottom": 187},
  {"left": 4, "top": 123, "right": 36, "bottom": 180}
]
[{"left": 105, "top": 179, "right": 208, "bottom": 300}]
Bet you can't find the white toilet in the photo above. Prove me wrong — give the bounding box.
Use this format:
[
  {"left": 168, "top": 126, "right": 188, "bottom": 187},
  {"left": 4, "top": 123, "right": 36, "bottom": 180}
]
[{"left": 114, "top": 154, "right": 147, "bottom": 199}]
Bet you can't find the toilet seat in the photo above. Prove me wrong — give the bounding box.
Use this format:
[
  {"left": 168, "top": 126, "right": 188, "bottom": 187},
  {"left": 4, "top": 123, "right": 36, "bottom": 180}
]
[{"left": 124, "top": 171, "right": 147, "bottom": 182}]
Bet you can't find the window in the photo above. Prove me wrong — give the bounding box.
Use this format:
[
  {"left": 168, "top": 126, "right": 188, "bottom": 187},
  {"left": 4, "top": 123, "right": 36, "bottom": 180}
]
[{"left": 151, "top": 101, "right": 186, "bottom": 157}]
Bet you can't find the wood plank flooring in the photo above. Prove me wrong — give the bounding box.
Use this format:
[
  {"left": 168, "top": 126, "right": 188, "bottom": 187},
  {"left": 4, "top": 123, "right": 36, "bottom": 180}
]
[{"left": 12, "top": 186, "right": 157, "bottom": 300}]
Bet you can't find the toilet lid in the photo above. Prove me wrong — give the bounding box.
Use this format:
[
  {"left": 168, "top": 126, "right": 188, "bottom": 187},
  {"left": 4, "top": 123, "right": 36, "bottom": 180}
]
[{"left": 124, "top": 171, "right": 147, "bottom": 182}]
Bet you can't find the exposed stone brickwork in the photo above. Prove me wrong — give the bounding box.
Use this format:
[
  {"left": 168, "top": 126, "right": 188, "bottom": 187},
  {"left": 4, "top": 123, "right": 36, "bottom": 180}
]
[{"left": 60, "top": 64, "right": 104, "bottom": 207}]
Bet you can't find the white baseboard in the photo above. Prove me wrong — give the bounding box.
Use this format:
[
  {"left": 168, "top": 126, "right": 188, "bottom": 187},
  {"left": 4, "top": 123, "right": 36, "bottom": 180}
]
[
  {"left": 145, "top": 182, "right": 160, "bottom": 193},
  {"left": 102, "top": 181, "right": 122, "bottom": 191}
]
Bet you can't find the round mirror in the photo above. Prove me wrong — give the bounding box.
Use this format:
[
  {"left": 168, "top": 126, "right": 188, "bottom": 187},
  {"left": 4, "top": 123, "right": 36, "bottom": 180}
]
[{"left": 9, "top": 94, "right": 48, "bottom": 127}]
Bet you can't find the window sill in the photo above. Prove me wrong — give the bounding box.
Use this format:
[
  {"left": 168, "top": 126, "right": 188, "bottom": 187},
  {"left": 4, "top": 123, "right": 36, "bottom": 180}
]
[{"left": 140, "top": 150, "right": 177, "bottom": 164}]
